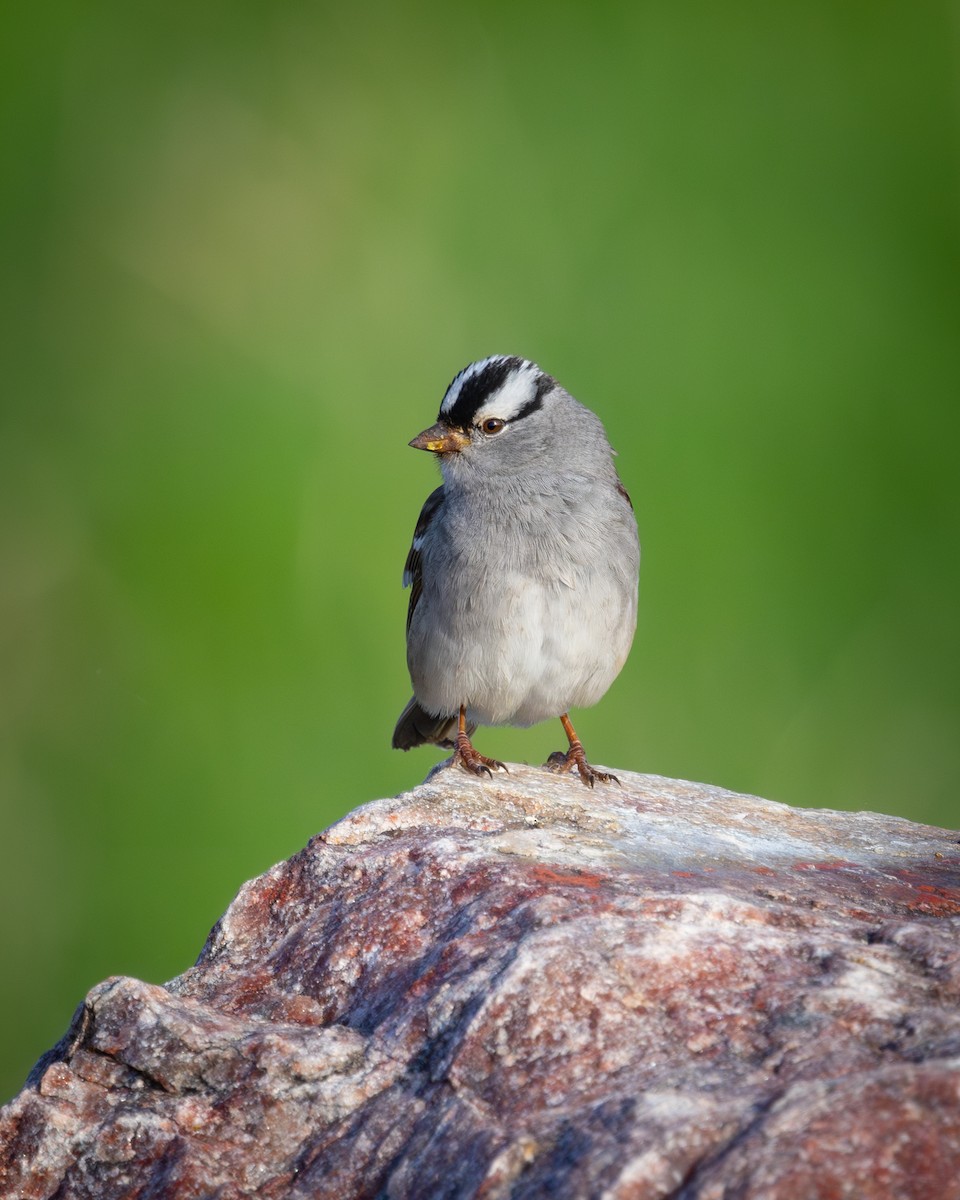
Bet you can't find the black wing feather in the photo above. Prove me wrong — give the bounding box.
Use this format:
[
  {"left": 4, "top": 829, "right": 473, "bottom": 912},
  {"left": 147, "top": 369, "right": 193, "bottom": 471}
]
[{"left": 403, "top": 485, "right": 444, "bottom": 634}]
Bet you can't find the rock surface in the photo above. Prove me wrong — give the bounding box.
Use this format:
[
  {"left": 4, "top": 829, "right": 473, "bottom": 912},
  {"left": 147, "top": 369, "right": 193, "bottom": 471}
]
[{"left": 2, "top": 765, "right": 960, "bottom": 1199}]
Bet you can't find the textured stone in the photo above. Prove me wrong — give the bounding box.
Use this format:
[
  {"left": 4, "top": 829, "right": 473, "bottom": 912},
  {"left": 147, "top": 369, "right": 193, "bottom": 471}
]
[{"left": 2, "top": 765, "right": 959, "bottom": 1199}]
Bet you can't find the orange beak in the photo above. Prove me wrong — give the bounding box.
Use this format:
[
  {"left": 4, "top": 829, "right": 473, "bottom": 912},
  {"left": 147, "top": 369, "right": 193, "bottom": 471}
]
[{"left": 409, "top": 423, "right": 469, "bottom": 454}]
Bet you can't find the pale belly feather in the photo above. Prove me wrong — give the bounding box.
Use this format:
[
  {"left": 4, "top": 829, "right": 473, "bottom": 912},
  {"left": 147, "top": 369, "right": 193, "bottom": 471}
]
[{"left": 410, "top": 565, "right": 636, "bottom": 727}]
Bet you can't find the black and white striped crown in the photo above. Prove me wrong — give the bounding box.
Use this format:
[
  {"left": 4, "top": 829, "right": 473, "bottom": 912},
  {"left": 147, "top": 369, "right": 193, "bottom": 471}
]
[{"left": 439, "top": 356, "right": 556, "bottom": 428}]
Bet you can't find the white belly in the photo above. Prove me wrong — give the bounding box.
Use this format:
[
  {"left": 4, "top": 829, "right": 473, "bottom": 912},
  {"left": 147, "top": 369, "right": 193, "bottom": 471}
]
[{"left": 409, "top": 567, "right": 636, "bottom": 727}]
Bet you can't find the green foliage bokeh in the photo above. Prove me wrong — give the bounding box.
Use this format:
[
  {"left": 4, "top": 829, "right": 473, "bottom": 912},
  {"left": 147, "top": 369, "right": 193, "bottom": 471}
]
[{"left": 2, "top": 0, "right": 958, "bottom": 1100}]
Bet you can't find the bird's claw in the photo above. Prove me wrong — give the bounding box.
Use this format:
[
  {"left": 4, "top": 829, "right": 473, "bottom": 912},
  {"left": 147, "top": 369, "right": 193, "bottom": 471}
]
[
  {"left": 544, "top": 746, "right": 618, "bottom": 788},
  {"left": 452, "top": 741, "right": 508, "bottom": 779}
]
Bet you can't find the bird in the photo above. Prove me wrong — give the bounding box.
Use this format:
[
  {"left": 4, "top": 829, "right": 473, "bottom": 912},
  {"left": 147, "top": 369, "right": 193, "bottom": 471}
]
[{"left": 391, "top": 355, "right": 640, "bottom": 787}]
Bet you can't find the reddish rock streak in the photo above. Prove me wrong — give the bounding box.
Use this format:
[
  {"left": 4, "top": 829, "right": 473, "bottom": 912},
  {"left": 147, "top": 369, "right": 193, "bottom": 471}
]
[{"left": 2, "top": 767, "right": 959, "bottom": 1199}]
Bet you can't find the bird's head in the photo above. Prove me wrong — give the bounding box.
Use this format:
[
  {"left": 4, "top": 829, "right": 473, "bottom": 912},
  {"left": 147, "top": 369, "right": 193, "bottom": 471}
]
[{"left": 409, "top": 356, "right": 603, "bottom": 483}]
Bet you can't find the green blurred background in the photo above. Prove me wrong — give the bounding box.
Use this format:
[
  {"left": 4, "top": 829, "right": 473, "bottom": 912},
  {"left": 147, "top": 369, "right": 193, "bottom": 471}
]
[{"left": 2, "top": 0, "right": 958, "bottom": 1101}]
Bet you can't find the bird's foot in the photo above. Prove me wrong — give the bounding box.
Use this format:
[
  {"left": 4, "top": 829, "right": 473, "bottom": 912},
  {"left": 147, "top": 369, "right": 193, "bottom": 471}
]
[
  {"left": 452, "top": 730, "right": 508, "bottom": 779},
  {"left": 544, "top": 744, "right": 619, "bottom": 789}
]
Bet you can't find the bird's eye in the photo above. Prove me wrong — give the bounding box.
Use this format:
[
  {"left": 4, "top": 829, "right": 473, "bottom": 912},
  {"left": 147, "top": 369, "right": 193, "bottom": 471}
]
[{"left": 481, "top": 418, "right": 506, "bottom": 435}]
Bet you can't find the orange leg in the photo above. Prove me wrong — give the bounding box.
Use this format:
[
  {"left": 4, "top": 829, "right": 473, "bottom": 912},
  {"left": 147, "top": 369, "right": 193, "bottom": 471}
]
[
  {"left": 545, "top": 713, "right": 619, "bottom": 788},
  {"left": 451, "top": 705, "right": 507, "bottom": 778}
]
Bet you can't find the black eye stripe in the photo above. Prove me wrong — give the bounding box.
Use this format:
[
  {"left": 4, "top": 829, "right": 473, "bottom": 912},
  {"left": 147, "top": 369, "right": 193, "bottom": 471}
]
[
  {"left": 533, "top": 371, "right": 555, "bottom": 403},
  {"left": 510, "top": 394, "right": 545, "bottom": 423},
  {"left": 491, "top": 374, "right": 556, "bottom": 426},
  {"left": 511, "top": 371, "right": 556, "bottom": 422}
]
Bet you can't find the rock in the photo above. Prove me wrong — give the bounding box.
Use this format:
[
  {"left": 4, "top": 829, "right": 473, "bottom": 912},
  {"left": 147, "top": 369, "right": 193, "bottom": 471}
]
[{"left": 2, "top": 765, "right": 959, "bottom": 1199}]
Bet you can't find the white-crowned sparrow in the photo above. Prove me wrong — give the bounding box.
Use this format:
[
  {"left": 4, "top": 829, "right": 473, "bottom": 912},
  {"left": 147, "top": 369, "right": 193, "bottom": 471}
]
[{"left": 392, "top": 356, "right": 640, "bottom": 787}]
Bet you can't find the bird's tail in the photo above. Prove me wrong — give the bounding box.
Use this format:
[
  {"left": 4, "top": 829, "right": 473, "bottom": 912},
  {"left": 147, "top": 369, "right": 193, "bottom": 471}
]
[{"left": 392, "top": 697, "right": 469, "bottom": 750}]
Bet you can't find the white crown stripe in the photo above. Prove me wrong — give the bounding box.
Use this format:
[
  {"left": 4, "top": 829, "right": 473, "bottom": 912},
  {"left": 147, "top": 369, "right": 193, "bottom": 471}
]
[
  {"left": 440, "top": 356, "right": 513, "bottom": 415},
  {"left": 439, "top": 357, "right": 543, "bottom": 425}
]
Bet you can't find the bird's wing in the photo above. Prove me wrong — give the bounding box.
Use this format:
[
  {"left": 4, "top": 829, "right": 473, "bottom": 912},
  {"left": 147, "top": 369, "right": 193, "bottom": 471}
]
[{"left": 403, "top": 485, "right": 445, "bottom": 634}]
